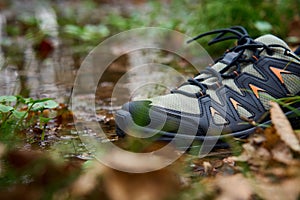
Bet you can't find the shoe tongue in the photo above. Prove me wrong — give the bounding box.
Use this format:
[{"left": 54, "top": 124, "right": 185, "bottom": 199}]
[
  {"left": 179, "top": 62, "right": 226, "bottom": 93},
  {"left": 255, "top": 34, "right": 290, "bottom": 50}
]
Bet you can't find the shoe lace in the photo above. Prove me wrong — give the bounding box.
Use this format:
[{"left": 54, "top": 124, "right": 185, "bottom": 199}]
[{"left": 171, "top": 26, "right": 278, "bottom": 98}]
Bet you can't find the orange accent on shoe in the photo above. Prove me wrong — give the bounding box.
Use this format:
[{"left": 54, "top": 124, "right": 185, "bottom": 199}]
[
  {"left": 252, "top": 55, "right": 259, "bottom": 61},
  {"left": 230, "top": 98, "right": 240, "bottom": 110},
  {"left": 210, "top": 107, "right": 219, "bottom": 117},
  {"left": 249, "top": 84, "right": 265, "bottom": 98},
  {"left": 270, "top": 66, "right": 291, "bottom": 84}
]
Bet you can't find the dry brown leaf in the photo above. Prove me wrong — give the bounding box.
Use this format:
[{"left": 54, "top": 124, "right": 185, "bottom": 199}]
[
  {"left": 251, "top": 147, "right": 271, "bottom": 167},
  {"left": 102, "top": 142, "right": 179, "bottom": 172},
  {"left": 295, "top": 130, "right": 300, "bottom": 141},
  {"left": 262, "top": 126, "right": 281, "bottom": 150},
  {"left": 233, "top": 143, "right": 256, "bottom": 162},
  {"left": 99, "top": 147, "right": 180, "bottom": 200},
  {"left": 264, "top": 165, "right": 300, "bottom": 179},
  {"left": 222, "top": 157, "right": 235, "bottom": 166},
  {"left": 215, "top": 174, "right": 253, "bottom": 200},
  {"left": 252, "top": 133, "right": 266, "bottom": 144},
  {"left": 270, "top": 101, "right": 300, "bottom": 152},
  {"left": 233, "top": 143, "right": 271, "bottom": 168},
  {"left": 103, "top": 167, "right": 179, "bottom": 200},
  {"left": 71, "top": 160, "right": 105, "bottom": 196},
  {"left": 203, "top": 161, "right": 213, "bottom": 174},
  {"left": 255, "top": 177, "right": 300, "bottom": 200},
  {"left": 271, "top": 142, "right": 294, "bottom": 165}
]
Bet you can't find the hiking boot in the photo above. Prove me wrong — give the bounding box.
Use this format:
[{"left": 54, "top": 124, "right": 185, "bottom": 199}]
[{"left": 115, "top": 26, "right": 300, "bottom": 146}]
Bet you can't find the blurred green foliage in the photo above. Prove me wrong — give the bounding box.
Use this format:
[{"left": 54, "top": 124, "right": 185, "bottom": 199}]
[
  {"left": 122, "top": 0, "right": 298, "bottom": 55},
  {"left": 55, "top": 0, "right": 299, "bottom": 56},
  {"left": 3, "top": 0, "right": 298, "bottom": 57}
]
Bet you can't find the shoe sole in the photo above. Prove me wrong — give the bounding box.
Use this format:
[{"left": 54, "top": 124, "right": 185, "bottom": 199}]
[{"left": 115, "top": 108, "right": 300, "bottom": 149}]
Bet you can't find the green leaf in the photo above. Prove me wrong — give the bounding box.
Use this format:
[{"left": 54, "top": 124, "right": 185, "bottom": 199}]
[
  {"left": 39, "top": 116, "right": 51, "bottom": 123},
  {"left": 29, "top": 102, "right": 44, "bottom": 111},
  {"left": 97, "top": 25, "right": 110, "bottom": 37},
  {"left": 64, "top": 24, "right": 83, "bottom": 37},
  {"left": 30, "top": 98, "right": 53, "bottom": 104},
  {"left": 0, "top": 104, "right": 13, "bottom": 113},
  {"left": 12, "top": 110, "right": 27, "bottom": 119},
  {"left": 24, "top": 97, "right": 34, "bottom": 104},
  {"left": 42, "top": 100, "right": 59, "bottom": 109},
  {"left": 16, "top": 95, "right": 26, "bottom": 103},
  {"left": 29, "top": 100, "right": 58, "bottom": 111},
  {"left": 0, "top": 96, "right": 17, "bottom": 103}
]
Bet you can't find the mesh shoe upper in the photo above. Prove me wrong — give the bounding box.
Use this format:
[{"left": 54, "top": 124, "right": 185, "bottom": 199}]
[
  {"left": 116, "top": 26, "right": 300, "bottom": 139},
  {"left": 150, "top": 34, "right": 300, "bottom": 113}
]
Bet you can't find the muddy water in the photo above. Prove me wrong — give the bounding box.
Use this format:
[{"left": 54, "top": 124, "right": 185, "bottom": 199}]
[{"left": 0, "top": 1, "right": 209, "bottom": 158}]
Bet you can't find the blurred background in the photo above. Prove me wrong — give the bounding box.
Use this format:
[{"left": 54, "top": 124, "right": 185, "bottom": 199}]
[{"left": 0, "top": 0, "right": 299, "bottom": 100}]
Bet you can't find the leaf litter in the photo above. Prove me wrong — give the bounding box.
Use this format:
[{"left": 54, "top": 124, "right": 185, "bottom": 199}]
[
  {"left": 1, "top": 101, "right": 300, "bottom": 199},
  {"left": 270, "top": 101, "right": 300, "bottom": 152}
]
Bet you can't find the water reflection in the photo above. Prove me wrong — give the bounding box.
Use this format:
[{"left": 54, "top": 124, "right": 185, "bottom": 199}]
[
  {"left": 0, "top": 10, "right": 19, "bottom": 96},
  {"left": 0, "top": 1, "right": 75, "bottom": 104}
]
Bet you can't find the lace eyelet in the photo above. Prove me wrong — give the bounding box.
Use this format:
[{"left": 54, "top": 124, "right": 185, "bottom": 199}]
[
  {"left": 266, "top": 49, "right": 274, "bottom": 56},
  {"left": 196, "top": 91, "right": 205, "bottom": 98}
]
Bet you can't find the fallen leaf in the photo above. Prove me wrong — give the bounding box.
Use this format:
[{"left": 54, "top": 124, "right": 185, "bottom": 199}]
[
  {"left": 97, "top": 146, "right": 180, "bottom": 200},
  {"left": 215, "top": 174, "right": 253, "bottom": 200},
  {"left": 203, "top": 161, "right": 213, "bottom": 174},
  {"left": 222, "top": 157, "right": 235, "bottom": 166},
  {"left": 6, "top": 149, "right": 43, "bottom": 170},
  {"left": 252, "top": 133, "right": 266, "bottom": 144},
  {"left": 255, "top": 177, "right": 300, "bottom": 200},
  {"left": 233, "top": 143, "right": 255, "bottom": 162},
  {"left": 264, "top": 165, "right": 300, "bottom": 179},
  {"left": 251, "top": 147, "right": 271, "bottom": 167},
  {"left": 271, "top": 142, "right": 294, "bottom": 165},
  {"left": 262, "top": 126, "right": 281, "bottom": 150},
  {"left": 212, "top": 160, "right": 224, "bottom": 169},
  {"left": 71, "top": 160, "right": 105, "bottom": 196},
  {"left": 295, "top": 130, "right": 300, "bottom": 141},
  {"left": 103, "top": 167, "right": 179, "bottom": 200},
  {"left": 233, "top": 143, "right": 271, "bottom": 168},
  {"left": 270, "top": 101, "right": 300, "bottom": 152}
]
